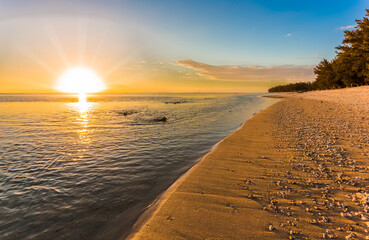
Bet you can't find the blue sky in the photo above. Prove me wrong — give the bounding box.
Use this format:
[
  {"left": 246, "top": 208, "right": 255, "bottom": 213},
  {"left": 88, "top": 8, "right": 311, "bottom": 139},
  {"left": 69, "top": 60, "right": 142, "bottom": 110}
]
[
  {"left": 0, "top": 0, "right": 367, "bottom": 92},
  {"left": 119, "top": 0, "right": 365, "bottom": 65}
]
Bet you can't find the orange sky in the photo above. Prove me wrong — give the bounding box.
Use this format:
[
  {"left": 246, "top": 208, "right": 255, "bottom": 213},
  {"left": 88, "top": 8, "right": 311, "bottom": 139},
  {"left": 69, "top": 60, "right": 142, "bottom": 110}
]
[{"left": 2, "top": 0, "right": 351, "bottom": 93}]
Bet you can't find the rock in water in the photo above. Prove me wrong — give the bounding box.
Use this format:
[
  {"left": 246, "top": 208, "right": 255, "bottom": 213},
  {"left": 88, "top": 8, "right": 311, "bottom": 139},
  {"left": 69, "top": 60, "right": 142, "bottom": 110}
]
[{"left": 154, "top": 116, "right": 167, "bottom": 122}]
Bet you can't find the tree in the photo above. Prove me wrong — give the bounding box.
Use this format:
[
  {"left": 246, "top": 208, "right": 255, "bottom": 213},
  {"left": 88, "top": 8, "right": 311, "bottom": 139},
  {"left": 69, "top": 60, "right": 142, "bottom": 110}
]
[
  {"left": 268, "top": 9, "right": 369, "bottom": 92},
  {"left": 314, "top": 59, "right": 340, "bottom": 89}
]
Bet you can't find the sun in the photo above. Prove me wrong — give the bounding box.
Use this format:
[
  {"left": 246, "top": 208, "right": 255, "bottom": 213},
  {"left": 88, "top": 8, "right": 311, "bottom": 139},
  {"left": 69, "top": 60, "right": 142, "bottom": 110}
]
[{"left": 56, "top": 67, "right": 106, "bottom": 100}]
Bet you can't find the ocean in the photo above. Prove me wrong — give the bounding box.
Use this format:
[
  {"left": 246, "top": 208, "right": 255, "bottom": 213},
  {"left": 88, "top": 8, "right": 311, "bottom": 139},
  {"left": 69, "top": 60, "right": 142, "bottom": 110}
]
[{"left": 0, "top": 93, "right": 277, "bottom": 239}]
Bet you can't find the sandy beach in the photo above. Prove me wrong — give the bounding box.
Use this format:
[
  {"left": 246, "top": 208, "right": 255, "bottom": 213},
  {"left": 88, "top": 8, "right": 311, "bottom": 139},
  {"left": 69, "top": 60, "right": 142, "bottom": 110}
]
[{"left": 127, "top": 86, "right": 369, "bottom": 240}]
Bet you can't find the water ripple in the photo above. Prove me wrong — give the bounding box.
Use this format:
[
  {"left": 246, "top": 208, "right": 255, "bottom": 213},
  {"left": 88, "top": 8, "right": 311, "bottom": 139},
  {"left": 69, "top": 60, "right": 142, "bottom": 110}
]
[{"left": 0, "top": 93, "right": 277, "bottom": 239}]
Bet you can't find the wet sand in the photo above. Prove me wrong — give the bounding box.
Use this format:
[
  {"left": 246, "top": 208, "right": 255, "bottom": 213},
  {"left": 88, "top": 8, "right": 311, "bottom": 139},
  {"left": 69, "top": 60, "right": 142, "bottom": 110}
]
[{"left": 127, "top": 86, "right": 369, "bottom": 240}]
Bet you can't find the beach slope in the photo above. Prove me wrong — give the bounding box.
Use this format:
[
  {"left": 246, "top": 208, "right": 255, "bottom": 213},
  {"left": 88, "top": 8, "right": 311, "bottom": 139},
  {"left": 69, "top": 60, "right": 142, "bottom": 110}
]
[{"left": 128, "top": 86, "right": 369, "bottom": 240}]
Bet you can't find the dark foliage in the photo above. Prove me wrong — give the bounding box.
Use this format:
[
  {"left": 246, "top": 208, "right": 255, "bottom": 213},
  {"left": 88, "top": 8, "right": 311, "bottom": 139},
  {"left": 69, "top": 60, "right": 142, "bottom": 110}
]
[
  {"left": 268, "top": 9, "right": 369, "bottom": 92},
  {"left": 268, "top": 82, "right": 313, "bottom": 92}
]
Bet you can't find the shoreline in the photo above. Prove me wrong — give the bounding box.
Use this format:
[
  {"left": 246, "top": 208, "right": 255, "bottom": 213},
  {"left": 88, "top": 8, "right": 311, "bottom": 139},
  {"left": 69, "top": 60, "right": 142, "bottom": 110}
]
[
  {"left": 127, "top": 98, "right": 287, "bottom": 239},
  {"left": 127, "top": 86, "right": 369, "bottom": 239},
  {"left": 125, "top": 96, "right": 281, "bottom": 240}
]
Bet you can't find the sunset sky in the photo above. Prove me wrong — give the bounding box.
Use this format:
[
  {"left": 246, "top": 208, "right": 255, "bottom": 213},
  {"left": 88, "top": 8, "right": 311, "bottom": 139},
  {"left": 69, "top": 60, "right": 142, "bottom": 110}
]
[{"left": 0, "top": 0, "right": 366, "bottom": 93}]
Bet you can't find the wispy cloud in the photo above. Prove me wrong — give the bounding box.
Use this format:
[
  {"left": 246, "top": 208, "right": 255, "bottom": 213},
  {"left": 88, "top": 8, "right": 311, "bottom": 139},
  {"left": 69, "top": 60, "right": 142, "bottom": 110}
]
[
  {"left": 172, "top": 59, "right": 315, "bottom": 82},
  {"left": 286, "top": 33, "right": 292, "bottom": 37},
  {"left": 339, "top": 25, "right": 355, "bottom": 30}
]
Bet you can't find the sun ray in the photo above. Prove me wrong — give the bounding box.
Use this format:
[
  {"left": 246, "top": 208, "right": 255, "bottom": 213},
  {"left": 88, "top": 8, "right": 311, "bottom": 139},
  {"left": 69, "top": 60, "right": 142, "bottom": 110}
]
[
  {"left": 102, "top": 59, "right": 130, "bottom": 78},
  {"left": 44, "top": 23, "right": 70, "bottom": 68},
  {"left": 90, "top": 21, "right": 111, "bottom": 68},
  {"left": 78, "top": 17, "right": 88, "bottom": 65},
  {"left": 101, "top": 39, "right": 147, "bottom": 79},
  {"left": 17, "top": 45, "right": 58, "bottom": 77},
  {"left": 102, "top": 50, "right": 142, "bottom": 79}
]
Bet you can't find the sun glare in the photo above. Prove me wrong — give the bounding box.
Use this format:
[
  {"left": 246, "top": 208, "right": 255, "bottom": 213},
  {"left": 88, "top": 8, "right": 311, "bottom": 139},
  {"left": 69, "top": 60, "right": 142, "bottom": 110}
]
[{"left": 56, "top": 67, "right": 106, "bottom": 97}]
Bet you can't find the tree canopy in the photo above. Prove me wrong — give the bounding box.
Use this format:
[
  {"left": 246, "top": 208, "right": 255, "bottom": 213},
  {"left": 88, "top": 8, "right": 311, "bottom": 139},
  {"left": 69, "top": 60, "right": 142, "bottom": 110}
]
[{"left": 269, "top": 9, "right": 369, "bottom": 92}]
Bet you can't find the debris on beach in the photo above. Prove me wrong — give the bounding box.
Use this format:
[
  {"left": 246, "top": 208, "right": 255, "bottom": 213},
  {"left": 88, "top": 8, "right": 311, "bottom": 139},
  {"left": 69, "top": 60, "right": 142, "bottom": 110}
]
[
  {"left": 255, "top": 97, "right": 369, "bottom": 239},
  {"left": 268, "top": 224, "right": 275, "bottom": 231}
]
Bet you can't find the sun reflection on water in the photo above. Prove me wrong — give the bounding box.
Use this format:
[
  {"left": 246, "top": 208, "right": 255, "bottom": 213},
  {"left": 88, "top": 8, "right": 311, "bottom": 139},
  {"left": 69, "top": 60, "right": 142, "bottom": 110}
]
[
  {"left": 77, "top": 93, "right": 91, "bottom": 113},
  {"left": 68, "top": 94, "right": 97, "bottom": 145}
]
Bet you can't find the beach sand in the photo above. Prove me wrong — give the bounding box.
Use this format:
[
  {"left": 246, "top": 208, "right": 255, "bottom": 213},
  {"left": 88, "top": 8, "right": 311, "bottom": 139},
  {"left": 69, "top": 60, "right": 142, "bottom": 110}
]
[{"left": 127, "top": 86, "right": 369, "bottom": 240}]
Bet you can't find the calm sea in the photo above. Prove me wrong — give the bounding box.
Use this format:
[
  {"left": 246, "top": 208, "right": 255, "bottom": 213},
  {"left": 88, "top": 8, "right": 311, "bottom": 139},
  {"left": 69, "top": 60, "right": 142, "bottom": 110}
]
[{"left": 0, "top": 93, "right": 277, "bottom": 239}]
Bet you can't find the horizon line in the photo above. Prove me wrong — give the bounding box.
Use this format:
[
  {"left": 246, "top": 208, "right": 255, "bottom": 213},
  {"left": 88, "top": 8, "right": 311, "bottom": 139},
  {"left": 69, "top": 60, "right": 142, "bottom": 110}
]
[{"left": 0, "top": 91, "right": 268, "bottom": 94}]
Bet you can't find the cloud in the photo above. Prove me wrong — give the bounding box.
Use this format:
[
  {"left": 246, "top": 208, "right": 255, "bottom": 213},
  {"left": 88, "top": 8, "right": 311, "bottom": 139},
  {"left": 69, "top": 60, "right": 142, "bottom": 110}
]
[
  {"left": 339, "top": 25, "right": 355, "bottom": 30},
  {"left": 286, "top": 33, "right": 292, "bottom": 37},
  {"left": 172, "top": 59, "right": 315, "bottom": 82}
]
